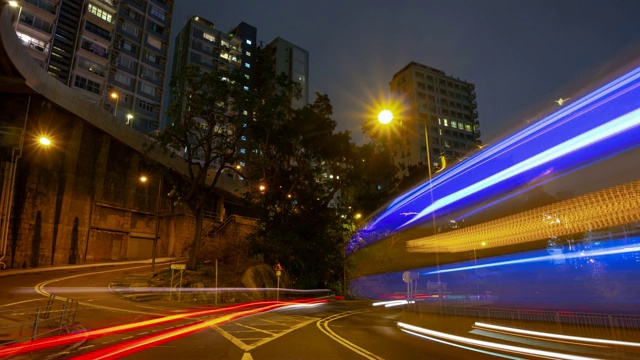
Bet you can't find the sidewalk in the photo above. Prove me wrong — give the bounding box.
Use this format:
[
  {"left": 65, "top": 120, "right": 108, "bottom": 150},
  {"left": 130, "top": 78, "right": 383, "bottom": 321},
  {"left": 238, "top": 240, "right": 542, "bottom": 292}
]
[{"left": 0, "top": 257, "right": 185, "bottom": 278}]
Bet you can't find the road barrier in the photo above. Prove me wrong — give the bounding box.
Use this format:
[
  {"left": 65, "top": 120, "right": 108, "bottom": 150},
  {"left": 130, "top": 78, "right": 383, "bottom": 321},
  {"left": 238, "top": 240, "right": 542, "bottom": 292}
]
[{"left": 0, "top": 294, "right": 78, "bottom": 345}]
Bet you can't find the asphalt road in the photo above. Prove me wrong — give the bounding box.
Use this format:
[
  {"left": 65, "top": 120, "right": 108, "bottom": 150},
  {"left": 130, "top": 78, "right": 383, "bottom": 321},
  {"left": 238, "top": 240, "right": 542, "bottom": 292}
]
[{"left": 1, "top": 264, "right": 636, "bottom": 359}]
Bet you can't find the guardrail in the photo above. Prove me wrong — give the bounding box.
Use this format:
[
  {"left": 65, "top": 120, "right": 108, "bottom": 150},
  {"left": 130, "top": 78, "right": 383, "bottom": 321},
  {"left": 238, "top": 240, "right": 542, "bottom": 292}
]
[{"left": 0, "top": 294, "right": 79, "bottom": 345}]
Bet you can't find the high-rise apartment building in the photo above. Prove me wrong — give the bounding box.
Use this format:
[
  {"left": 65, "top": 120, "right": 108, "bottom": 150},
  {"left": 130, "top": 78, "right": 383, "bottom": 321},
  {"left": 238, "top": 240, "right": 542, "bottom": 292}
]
[
  {"left": 260, "top": 37, "right": 309, "bottom": 108},
  {"left": 170, "top": 16, "right": 256, "bottom": 90},
  {"left": 389, "top": 61, "right": 480, "bottom": 175},
  {"left": 10, "top": 0, "right": 174, "bottom": 133}
]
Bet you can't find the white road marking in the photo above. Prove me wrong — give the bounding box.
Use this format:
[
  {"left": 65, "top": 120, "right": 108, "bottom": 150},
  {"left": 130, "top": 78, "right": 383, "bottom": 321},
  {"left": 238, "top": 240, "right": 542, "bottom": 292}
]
[{"left": 0, "top": 298, "right": 47, "bottom": 307}]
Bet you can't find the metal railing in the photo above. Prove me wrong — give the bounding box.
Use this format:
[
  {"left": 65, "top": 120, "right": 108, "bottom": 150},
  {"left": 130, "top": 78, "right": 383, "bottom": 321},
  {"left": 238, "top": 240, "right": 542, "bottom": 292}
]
[{"left": 0, "top": 295, "right": 79, "bottom": 345}]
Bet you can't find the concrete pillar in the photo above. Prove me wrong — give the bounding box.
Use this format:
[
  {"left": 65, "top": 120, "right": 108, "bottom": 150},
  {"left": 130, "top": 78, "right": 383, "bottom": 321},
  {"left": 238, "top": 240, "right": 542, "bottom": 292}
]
[
  {"left": 51, "top": 118, "right": 83, "bottom": 265},
  {"left": 83, "top": 134, "right": 110, "bottom": 263},
  {"left": 123, "top": 154, "right": 141, "bottom": 210}
]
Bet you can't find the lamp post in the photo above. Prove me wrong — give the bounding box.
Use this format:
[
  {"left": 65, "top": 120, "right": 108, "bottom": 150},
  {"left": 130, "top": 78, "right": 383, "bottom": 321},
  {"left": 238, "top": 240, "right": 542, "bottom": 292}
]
[
  {"left": 140, "top": 175, "right": 162, "bottom": 272},
  {"left": 126, "top": 114, "right": 133, "bottom": 125},
  {"left": 377, "top": 109, "right": 443, "bottom": 302},
  {"left": 8, "top": 1, "right": 22, "bottom": 32},
  {"left": 0, "top": 97, "right": 52, "bottom": 269},
  {"left": 110, "top": 92, "right": 119, "bottom": 117}
]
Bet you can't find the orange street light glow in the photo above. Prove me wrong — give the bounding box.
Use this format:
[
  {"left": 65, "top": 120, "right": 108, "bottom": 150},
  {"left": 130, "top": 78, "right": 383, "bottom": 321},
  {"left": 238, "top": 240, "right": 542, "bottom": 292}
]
[{"left": 377, "top": 109, "right": 393, "bottom": 124}]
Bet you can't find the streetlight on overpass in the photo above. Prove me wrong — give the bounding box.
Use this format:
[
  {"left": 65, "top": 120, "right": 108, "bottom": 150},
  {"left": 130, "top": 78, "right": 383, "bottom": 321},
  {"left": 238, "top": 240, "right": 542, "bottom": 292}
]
[
  {"left": 8, "top": 1, "right": 22, "bottom": 32},
  {"left": 140, "top": 175, "right": 162, "bottom": 272},
  {"left": 0, "top": 97, "right": 51, "bottom": 269}
]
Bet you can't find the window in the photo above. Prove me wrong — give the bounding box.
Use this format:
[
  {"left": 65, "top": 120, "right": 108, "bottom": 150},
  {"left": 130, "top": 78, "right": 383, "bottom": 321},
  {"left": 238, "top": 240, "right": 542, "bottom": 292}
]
[
  {"left": 246, "top": 51, "right": 251, "bottom": 57},
  {"left": 451, "top": 121, "right": 457, "bottom": 128},
  {"left": 138, "top": 99, "right": 155, "bottom": 112},
  {"left": 443, "top": 119, "right": 449, "bottom": 127},
  {"left": 121, "top": 22, "right": 139, "bottom": 36},
  {"left": 145, "top": 51, "right": 159, "bottom": 64},
  {"left": 416, "top": 82, "right": 425, "bottom": 90},
  {"left": 150, "top": 21, "right": 164, "bottom": 35},
  {"left": 244, "top": 63, "right": 250, "bottom": 68},
  {"left": 458, "top": 122, "right": 464, "bottom": 130},
  {"left": 465, "top": 124, "right": 472, "bottom": 132},
  {"left": 150, "top": 6, "right": 165, "bottom": 20},
  {"left": 240, "top": 149, "right": 246, "bottom": 154},
  {"left": 118, "top": 56, "right": 135, "bottom": 69},
  {"left": 246, "top": 39, "right": 252, "bottom": 45},
  {"left": 121, "top": 40, "right": 136, "bottom": 52},
  {"left": 88, "top": 4, "right": 112, "bottom": 23},
  {"left": 147, "top": 35, "right": 162, "bottom": 50},
  {"left": 125, "top": 8, "right": 140, "bottom": 21},
  {"left": 141, "top": 66, "right": 156, "bottom": 80},
  {"left": 74, "top": 75, "right": 101, "bottom": 94},
  {"left": 85, "top": 21, "right": 110, "bottom": 40},
  {"left": 115, "top": 72, "right": 131, "bottom": 86},
  {"left": 241, "top": 136, "right": 247, "bottom": 141},
  {"left": 140, "top": 83, "right": 155, "bottom": 96},
  {"left": 415, "top": 72, "right": 424, "bottom": 79},
  {"left": 203, "top": 32, "right": 215, "bottom": 42},
  {"left": 445, "top": 140, "right": 451, "bottom": 148}
]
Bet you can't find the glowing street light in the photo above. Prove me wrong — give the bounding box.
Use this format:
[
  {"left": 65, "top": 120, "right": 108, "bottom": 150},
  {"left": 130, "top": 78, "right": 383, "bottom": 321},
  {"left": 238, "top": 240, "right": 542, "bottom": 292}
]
[
  {"left": 110, "top": 92, "right": 119, "bottom": 117},
  {"left": 1, "top": 97, "right": 52, "bottom": 268},
  {"left": 126, "top": 114, "right": 133, "bottom": 125},
  {"left": 8, "top": 1, "right": 22, "bottom": 32},
  {"left": 377, "top": 109, "right": 393, "bottom": 125},
  {"left": 139, "top": 175, "right": 162, "bottom": 272},
  {"left": 39, "top": 137, "right": 51, "bottom": 146}
]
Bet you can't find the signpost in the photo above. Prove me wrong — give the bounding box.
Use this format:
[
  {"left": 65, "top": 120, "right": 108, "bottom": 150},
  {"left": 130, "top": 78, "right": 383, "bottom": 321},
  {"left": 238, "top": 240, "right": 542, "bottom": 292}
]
[
  {"left": 170, "top": 263, "right": 186, "bottom": 301},
  {"left": 274, "top": 262, "right": 283, "bottom": 301}
]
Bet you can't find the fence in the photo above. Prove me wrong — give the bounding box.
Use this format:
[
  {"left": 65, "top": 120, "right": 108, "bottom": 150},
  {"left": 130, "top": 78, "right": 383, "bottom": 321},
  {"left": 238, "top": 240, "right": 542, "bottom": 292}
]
[{"left": 0, "top": 294, "right": 79, "bottom": 345}]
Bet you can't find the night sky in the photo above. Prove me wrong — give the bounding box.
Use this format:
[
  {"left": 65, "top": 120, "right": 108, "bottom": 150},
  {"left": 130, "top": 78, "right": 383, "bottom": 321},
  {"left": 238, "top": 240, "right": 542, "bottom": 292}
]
[{"left": 171, "top": 0, "right": 640, "bottom": 145}]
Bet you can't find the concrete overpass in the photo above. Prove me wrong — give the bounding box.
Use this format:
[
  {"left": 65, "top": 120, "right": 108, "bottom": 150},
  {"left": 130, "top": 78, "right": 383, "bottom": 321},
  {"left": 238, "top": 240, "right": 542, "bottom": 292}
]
[{"left": 0, "top": 5, "right": 245, "bottom": 269}]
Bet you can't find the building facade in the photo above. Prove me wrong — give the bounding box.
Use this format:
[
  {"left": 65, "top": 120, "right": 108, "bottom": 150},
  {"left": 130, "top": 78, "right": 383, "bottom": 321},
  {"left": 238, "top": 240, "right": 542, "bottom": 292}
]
[
  {"left": 389, "top": 61, "right": 480, "bottom": 175},
  {"left": 10, "top": 0, "right": 174, "bottom": 133},
  {"left": 260, "top": 37, "right": 309, "bottom": 108}
]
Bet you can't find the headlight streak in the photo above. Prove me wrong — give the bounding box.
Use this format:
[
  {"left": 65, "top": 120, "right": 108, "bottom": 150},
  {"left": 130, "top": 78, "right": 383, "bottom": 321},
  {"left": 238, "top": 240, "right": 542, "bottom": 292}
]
[
  {"left": 371, "top": 300, "right": 415, "bottom": 307},
  {"left": 0, "top": 300, "right": 318, "bottom": 358},
  {"left": 423, "top": 243, "right": 640, "bottom": 275},
  {"left": 349, "top": 66, "right": 640, "bottom": 254},
  {"left": 399, "top": 329, "right": 526, "bottom": 360},
  {"left": 70, "top": 300, "right": 326, "bottom": 360},
  {"left": 396, "top": 322, "right": 601, "bottom": 360},
  {"left": 14, "top": 286, "right": 331, "bottom": 295},
  {"left": 474, "top": 322, "right": 640, "bottom": 348},
  {"left": 400, "top": 108, "right": 640, "bottom": 228}
]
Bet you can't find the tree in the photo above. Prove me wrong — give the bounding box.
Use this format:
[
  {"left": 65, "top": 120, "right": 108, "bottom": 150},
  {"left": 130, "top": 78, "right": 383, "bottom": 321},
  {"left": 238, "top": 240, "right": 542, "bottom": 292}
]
[
  {"left": 244, "top": 75, "right": 357, "bottom": 289},
  {"left": 153, "top": 66, "right": 252, "bottom": 270}
]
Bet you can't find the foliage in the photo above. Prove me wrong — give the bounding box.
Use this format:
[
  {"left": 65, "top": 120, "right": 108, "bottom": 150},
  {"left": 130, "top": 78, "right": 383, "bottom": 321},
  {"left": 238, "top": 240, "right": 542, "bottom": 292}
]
[
  {"left": 153, "top": 66, "right": 253, "bottom": 270},
  {"left": 243, "top": 75, "right": 357, "bottom": 290}
]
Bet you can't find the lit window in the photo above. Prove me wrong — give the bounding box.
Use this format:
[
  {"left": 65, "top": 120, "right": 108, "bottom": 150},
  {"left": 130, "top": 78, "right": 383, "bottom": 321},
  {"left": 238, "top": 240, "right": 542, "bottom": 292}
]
[
  {"left": 458, "top": 122, "right": 464, "bottom": 130},
  {"left": 240, "top": 162, "right": 246, "bottom": 166},
  {"left": 443, "top": 119, "right": 449, "bottom": 127},
  {"left": 243, "top": 86, "right": 249, "bottom": 91},
  {"left": 88, "top": 4, "right": 113, "bottom": 23},
  {"left": 240, "top": 148, "right": 246, "bottom": 154},
  {"left": 465, "top": 124, "right": 472, "bottom": 132},
  {"left": 451, "top": 121, "right": 457, "bottom": 128},
  {"left": 246, "top": 51, "right": 251, "bottom": 57},
  {"left": 244, "top": 63, "right": 250, "bottom": 68},
  {"left": 246, "top": 39, "right": 252, "bottom": 45},
  {"left": 241, "top": 136, "right": 247, "bottom": 141},
  {"left": 203, "top": 33, "right": 215, "bottom": 42}
]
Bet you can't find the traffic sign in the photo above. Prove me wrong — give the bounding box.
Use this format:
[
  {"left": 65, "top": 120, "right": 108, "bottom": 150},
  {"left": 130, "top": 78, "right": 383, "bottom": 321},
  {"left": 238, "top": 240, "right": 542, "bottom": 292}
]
[{"left": 171, "top": 264, "right": 186, "bottom": 270}]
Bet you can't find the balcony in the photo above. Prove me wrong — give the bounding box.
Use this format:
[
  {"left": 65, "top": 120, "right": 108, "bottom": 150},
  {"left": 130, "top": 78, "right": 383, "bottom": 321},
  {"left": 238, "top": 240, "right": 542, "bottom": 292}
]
[{"left": 472, "top": 110, "right": 479, "bottom": 119}]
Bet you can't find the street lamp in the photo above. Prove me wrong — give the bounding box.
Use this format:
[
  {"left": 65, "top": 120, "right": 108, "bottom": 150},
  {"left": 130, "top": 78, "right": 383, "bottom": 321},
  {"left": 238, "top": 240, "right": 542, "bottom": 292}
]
[
  {"left": 110, "top": 92, "right": 119, "bottom": 117},
  {"left": 140, "top": 175, "right": 162, "bottom": 272},
  {"left": 1, "top": 97, "right": 52, "bottom": 269},
  {"left": 377, "top": 109, "right": 443, "bottom": 301},
  {"left": 126, "top": 114, "right": 133, "bottom": 125},
  {"left": 8, "top": 1, "right": 22, "bottom": 32}
]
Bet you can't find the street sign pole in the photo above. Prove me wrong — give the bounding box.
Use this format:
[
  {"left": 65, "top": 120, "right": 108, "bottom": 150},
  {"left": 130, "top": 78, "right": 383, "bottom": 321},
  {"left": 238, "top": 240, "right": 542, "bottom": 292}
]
[{"left": 274, "top": 262, "right": 283, "bottom": 301}]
